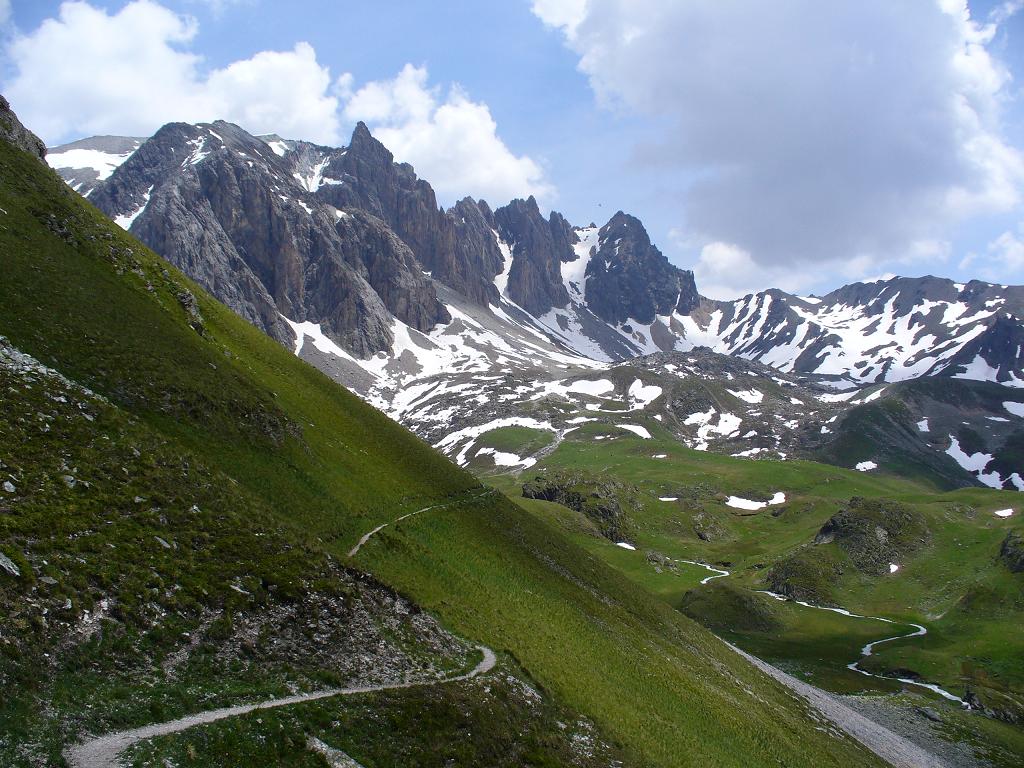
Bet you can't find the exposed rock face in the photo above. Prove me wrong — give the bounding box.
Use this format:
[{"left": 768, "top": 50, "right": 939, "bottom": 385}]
[
  {"left": 87, "top": 120, "right": 448, "bottom": 355},
  {"left": 494, "top": 196, "right": 573, "bottom": 316},
  {"left": 585, "top": 212, "right": 698, "bottom": 325},
  {"left": 50, "top": 120, "right": 1024, "bottom": 389},
  {"left": 0, "top": 94, "right": 46, "bottom": 161}
]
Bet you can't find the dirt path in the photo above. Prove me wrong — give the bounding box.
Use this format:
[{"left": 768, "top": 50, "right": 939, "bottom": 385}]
[
  {"left": 727, "top": 643, "right": 947, "bottom": 768},
  {"left": 64, "top": 646, "right": 496, "bottom": 768}
]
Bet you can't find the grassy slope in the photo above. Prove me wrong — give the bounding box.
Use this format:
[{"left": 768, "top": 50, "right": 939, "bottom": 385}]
[{"left": 0, "top": 141, "right": 882, "bottom": 766}]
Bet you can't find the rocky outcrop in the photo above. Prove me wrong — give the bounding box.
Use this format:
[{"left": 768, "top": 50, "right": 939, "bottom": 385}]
[
  {"left": 0, "top": 94, "right": 46, "bottom": 161},
  {"left": 494, "top": 197, "right": 573, "bottom": 316},
  {"left": 521, "top": 470, "right": 637, "bottom": 542},
  {"left": 584, "top": 212, "right": 698, "bottom": 325},
  {"left": 311, "top": 124, "right": 509, "bottom": 308},
  {"left": 999, "top": 530, "right": 1024, "bottom": 573},
  {"left": 813, "top": 497, "right": 930, "bottom": 575}
]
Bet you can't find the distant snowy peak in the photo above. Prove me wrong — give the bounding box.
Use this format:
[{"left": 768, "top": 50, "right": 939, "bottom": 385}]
[
  {"left": 692, "top": 277, "right": 1024, "bottom": 388},
  {"left": 46, "top": 135, "right": 145, "bottom": 197}
]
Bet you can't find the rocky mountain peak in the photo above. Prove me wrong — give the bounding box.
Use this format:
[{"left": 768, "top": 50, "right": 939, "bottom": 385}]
[
  {"left": 584, "top": 210, "right": 699, "bottom": 325},
  {"left": 494, "top": 197, "right": 573, "bottom": 316}
]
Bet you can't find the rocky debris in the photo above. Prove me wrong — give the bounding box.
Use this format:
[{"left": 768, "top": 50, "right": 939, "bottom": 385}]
[
  {"left": 692, "top": 509, "right": 728, "bottom": 542},
  {"left": 522, "top": 471, "right": 638, "bottom": 543},
  {"left": 0, "top": 94, "right": 46, "bottom": 161},
  {"left": 813, "top": 497, "right": 930, "bottom": 575},
  {"left": 964, "top": 686, "right": 1024, "bottom": 726},
  {"left": 999, "top": 530, "right": 1024, "bottom": 573},
  {"left": 584, "top": 211, "right": 698, "bottom": 325}
]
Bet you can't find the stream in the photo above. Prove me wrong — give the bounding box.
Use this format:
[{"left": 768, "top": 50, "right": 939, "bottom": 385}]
[{"left": 756, "top": 590, "right": 966, "bottom": 705}]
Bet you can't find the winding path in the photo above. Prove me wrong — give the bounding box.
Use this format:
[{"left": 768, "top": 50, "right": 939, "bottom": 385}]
[
  {"left": 668, "top": 556, "right": 957, "bottom": 765},
  {"left": 65, "top": 646, "right": 497, "bottom": 768},
  {"left": 348, "top": 490, "right": 495, "bottom": 557},
  {"left": 66, "top": 492, "right": 500, "bottom": 768}
]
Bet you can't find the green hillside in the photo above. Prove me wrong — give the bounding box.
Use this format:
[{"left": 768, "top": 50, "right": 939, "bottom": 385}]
[
  {"left": 481, "top": 420, "right": 1024, "bottom": 766},
  {"left": 0, "top": 134, "right": 883, "bottom": 765}
]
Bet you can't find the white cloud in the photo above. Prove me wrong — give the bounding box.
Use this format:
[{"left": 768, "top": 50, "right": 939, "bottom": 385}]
[
  {"left": 990, "top": 227, "right": 1024, "bottom": 270},
  {"left": 3, "top": 1, "right": 342, "bottom": 144},
  {"left": 4, "top": 2, "right": 548, "bottom": 207},
  {"left": 536, "top": 0, "right": 1024, "bottom": 273},
  {"left": 341, "top": 64, "right": 553, "bottom": 206},
  {"left": 690, "top": 241, "right": 814, "bottom": 300},
  {"left": 531, "top": 0, "right": 588, "bottom": 40},
  {"left": 0, "top": 0, "right": 11, "bottom": 27}
]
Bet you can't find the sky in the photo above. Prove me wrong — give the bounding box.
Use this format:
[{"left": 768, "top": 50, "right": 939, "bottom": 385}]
[{"left": 2, "top": 0, "right": 1024, "bottom": 299}]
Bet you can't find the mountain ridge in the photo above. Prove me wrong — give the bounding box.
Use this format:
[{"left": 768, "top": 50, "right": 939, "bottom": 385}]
[{"left": 47, "top": 119, "right": 1024, "bottom": 491}]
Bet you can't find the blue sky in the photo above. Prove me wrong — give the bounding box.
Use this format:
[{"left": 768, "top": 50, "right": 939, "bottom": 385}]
[{"left": 3, "top": 0, "right": 1024, "bottom": 298}]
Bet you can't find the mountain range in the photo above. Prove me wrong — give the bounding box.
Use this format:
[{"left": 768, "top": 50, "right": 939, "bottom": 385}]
[
  {"left": 6, "top": 88, "right": 1024, "bottom": 767},
  {"left": 47, "top": 119, "right": 1024, "bottom": 492}
]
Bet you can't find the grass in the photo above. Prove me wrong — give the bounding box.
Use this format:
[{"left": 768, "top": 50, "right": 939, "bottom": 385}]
[{"left": 0, "top": 139, "right": 887, "bottom": 766}]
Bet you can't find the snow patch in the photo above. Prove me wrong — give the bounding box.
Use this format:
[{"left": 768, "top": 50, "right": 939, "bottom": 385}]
[
  {"left": 627, "top": 379, "right": 662, "bottom": 409},
  {"left": 617, "top": 424, "right": 652, "bottom": 439},
  {"left": 725, "top": 492, "right": 785, "bottom": 511},
  {"left": 727, "top": 388, "right": 764, "bottom": 404},
  {"left": 113, "top": 185, "right": 153, "bottom": 230}
]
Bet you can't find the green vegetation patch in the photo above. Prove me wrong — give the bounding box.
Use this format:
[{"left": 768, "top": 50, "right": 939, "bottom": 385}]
[
  {"left": 680, "top": 581, "right": 782, "bottom": 633},
  {"left": 766, "top": 546, "right": 849, "bottom": 605}
]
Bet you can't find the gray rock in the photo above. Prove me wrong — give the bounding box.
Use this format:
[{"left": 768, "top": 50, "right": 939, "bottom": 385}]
[
  {"left": 87, "top": 120, "right": 449, "bottom": 357},
  {"left": 494, "top": 196, "right": 573, "bottom": 316},
  {"left": 0, "top": 552, "right": 20, "bottom": 577}
]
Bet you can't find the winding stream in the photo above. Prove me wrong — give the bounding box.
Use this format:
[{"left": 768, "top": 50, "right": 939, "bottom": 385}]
[
  {"left": 676, "top": 559, "right": 730, "bottom": 585},
  {"left": 756, "top": 590, "right": 966, "bottom": 706}
]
